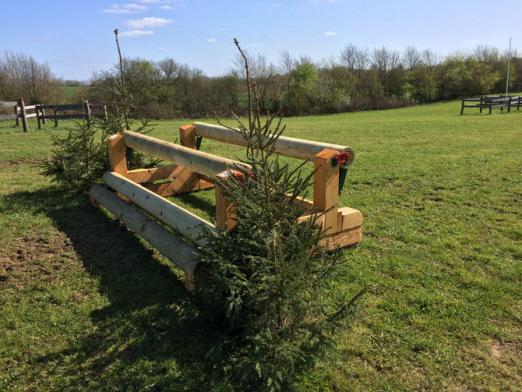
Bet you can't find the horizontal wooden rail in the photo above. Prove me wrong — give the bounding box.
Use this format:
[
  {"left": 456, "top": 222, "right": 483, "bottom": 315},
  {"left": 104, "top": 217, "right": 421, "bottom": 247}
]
[
  {"left": 122, "top": 130, "right": 252, "bottom": 178},
  {"left": 41, "top": 114, "right": 87, "bottom": 120},
  {"left": 89, "top": 184, "right": 199, "bottom": 281},
  {"left": 193, "top": 122, "right": 355, "bottom": 164},
  {"left": 103, "top": 171, "right": 216, "bottom": 246},
  {"left": 39, "top": 104, "right": 83, "bottom": 111}
]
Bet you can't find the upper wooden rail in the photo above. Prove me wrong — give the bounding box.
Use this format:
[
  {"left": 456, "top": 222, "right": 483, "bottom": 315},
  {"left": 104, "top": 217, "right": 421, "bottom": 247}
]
[
  {"left": 193, "top": 122, "right": 355, "bottom": 164},
  {"left": 122, "top": 130, "right": 252, "bottom": 178}
]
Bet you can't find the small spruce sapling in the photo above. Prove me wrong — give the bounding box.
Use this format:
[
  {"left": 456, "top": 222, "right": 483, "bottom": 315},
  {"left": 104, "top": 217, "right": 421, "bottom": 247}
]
[
  {"left": 41, "top": 29, "right": 157, "bottom": 192},
  {"left": 198, "top": 38, "right": 365, "bottom": 391}
]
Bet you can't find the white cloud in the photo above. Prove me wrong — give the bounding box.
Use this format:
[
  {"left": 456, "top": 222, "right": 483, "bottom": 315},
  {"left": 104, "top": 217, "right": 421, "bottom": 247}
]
[
  {"left": 138, "top": 0, "right": 160, "bottom": 3},
  {"left": 127, "top": 16, "right": 173, "bottom": 29},
  {"left": 323, "top": 31, "right": 339, "bottom": 36},
  {"left": 119, "top": 29, "right": 155, "bottom": 37},
  {"left": 208, "top": 38, "right": 216, "bottom": 43},
  {"left": 103, "top": 3, "right": 147, "bottom": 14},
  {"left": 160, "top": 5, "right": 174, "bottom": 10}
]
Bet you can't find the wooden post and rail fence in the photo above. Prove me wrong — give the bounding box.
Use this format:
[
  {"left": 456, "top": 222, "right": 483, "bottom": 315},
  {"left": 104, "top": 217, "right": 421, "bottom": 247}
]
[
  {"left": 9, "top": 98, "right": 108, "bottom": 132},
  {"left": 90, "top": 122, "right": 363, "bottom": 291},
  {"left": 460, "top": 95, "right": 522, "bottom": 115}
]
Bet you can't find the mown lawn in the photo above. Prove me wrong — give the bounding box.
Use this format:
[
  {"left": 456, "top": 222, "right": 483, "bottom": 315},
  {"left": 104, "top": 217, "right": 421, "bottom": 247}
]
[{"left": 0, "top": 102, "right": 521, "bottom": 391}]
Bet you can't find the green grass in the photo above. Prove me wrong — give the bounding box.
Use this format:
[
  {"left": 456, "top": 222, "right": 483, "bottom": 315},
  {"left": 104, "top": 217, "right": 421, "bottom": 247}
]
[{"left": 0, "top": 102, "right": 521, "bottom": 390}]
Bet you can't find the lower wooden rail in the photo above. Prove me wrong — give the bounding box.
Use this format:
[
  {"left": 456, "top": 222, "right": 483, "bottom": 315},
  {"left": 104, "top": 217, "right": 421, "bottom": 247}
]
[{"left": 89, "top": 184, "right": 199, "bottom": 290}]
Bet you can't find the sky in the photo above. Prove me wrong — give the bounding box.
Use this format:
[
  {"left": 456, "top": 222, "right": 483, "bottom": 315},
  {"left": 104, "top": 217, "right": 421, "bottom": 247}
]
[{"left": 0, "top": 0, "right": 521, "bottom": 81}]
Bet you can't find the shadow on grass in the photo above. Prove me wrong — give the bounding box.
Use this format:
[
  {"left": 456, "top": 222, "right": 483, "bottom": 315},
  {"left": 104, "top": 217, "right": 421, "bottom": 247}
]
[
  {"left": 1, "top": 187, "right": 229, "bottom": 390},
  {"left": 172, "top": 190, "right": 216, "bottom": 220}
]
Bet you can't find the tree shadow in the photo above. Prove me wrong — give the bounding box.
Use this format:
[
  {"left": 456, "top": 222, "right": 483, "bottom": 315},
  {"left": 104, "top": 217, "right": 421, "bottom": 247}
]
[
  {"left": 172, "top": 190, "right": 216, "bottom": 221},
  {"left": 1, "top": 187, "right": 229, "bottom": 390}
]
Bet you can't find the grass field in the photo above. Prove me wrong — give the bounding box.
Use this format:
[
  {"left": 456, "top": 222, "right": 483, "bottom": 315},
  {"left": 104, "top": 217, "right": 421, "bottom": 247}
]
[{"left": 0, "top": 101, "right": 521, "bottom": 391}]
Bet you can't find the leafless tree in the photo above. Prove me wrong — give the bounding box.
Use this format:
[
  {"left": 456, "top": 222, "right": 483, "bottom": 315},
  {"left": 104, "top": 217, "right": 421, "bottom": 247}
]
[
  {"left": 340, "top": 44, "right": 358, "bottom": 70},
  {"left": 403, "top": 46, "right": 422, "bottom": 70},
  {"left": 473, "top": 45, "right": 500, "bottom": 63},
  {"left": 341, "top": 44, "right": 369, "bottom": 72},
  {"left": 158, "top": 58, "right": 179, "bottom": 80},
  {"left": 422, "top": 49, "right": 439, "bottom": 68},
  {"left": 0, "top": 51, "right": 62, "bottom": 103}
]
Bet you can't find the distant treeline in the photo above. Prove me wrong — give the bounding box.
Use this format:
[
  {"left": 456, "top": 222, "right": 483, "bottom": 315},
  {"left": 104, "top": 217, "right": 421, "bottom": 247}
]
[{"left": 1, "top": 45, "right": 520, "bottom": 118}]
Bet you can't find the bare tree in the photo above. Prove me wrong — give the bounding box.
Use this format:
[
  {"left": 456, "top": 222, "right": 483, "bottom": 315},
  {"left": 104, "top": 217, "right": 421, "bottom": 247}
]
[
  {"left": 158, "top": 58, "right": 179, "bottom": 80},
  {"left": 388, "top": 50, "right": 401, "bottom": 70},
  {"left": 474, "top": 45, "right": 500, "bottom": 63},
  {"left": 280, "top": 50, "right": 295, "bottom": 94},
  {"left": 341, "top": 44, "right": 369, "bottom": 72},
  {"left": 372, "top": 46, "right": 389, "bottom": 73},
  {"left": 403, "top": 46, "right": 422, "bottom": 70},
  {"left": 340, "top": 44, "right": 358, "bottom": 70},
  {"left": 354, "top": 47, "right": 369, "bottom": 72},
  {"left": 422, "top": 49, "right": 439, "bottom": 68},
  {"left": 0, "top": 51, "right": 62, "bottom": 103}
]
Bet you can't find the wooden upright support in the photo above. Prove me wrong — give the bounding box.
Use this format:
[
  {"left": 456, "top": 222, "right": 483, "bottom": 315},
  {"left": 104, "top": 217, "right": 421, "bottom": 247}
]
[
  {"left": 313, "top": 149, "right": 340, "bottom": 235},
  {"left": 215, "top": 184, "right": 236, "bottom": 230},
  {"left": 14, "top": 105, "right": 19, "bottom": 127},
  {"left": 36, "top": 105, "right": 42, "bottom": 130},
  {"left": 179, "top": 124, "right": 196, "bottom": 148},
  {"left": 106, "top": 133, "right": 128, "bottom": 175},
  {"left": 18, "top": 98, "right": 28, "bottom": 132},
  {"left": 54, "top": 106, "right": 58, "bottom": 127},
  {"left": 84, "top": 100, "right": 92, "bottom": 123}
]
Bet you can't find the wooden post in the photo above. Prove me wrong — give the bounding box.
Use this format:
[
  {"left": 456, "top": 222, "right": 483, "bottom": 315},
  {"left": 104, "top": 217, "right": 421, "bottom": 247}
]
[
  {"left": 106, "top": 133, "right": 128, "bottom": 175},
  {"left": 179, "top": 124, "right": 196, "bottom": 148},
  {"left": 54, "top": 106, "right": 58, "bottom": 127},
  {"left": 215, "top": 184, "right": 236, "bottom": 230},
  {"left": 14, "top": 105, "right": 19, "bottom": 127},
  {"left": 18, "top": 98, "right": 28, "bottom": 132},
  {"left": 460, "top": 99, "right": 465, "bottom": 115},
  {"left": 36, "top": 105, "right": 42, "bottom": 130},
  {"left": 479, "top": 97, "right": 483, "bottom": 113},
  {"left": 313, "top": 149, "right": 340, "bottom": 235},
  {"left": 84, "top": 100, "right": 92, "bottom": 123},
  {"left": 215, "top": 169, "right": 238, "bottom": 230},
  {"left": 489, "top": 100, "right": 493, "bottom": 115},
  {"left": 41, "top": 107, "right": 47, "bottom": 125},
  {"left": 103, "top": 105, "right": 108, "bottom": 120}
]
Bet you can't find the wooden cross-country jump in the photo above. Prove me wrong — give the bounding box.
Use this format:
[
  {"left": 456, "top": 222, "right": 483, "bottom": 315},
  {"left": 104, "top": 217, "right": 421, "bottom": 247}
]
[{"left": 89, "top": 123, "right": 363, "bottom": 290}]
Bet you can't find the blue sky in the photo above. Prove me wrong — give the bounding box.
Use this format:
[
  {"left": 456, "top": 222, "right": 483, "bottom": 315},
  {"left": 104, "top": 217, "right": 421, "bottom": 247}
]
[{"left": 1, "top": 0, "right": 521, "bottom": 80}]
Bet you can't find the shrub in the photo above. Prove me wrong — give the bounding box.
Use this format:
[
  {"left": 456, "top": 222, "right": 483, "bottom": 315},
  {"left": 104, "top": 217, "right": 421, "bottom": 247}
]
[{"left": 41, "top": 112, "right": 154, "bottom": 192}]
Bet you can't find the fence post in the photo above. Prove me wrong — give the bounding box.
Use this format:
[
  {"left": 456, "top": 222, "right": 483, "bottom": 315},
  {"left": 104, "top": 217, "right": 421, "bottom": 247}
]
[
  {"left": 460, "top": 99, "right": 465, "bottom": 115},
  {"left": 479, "top": 97, "right": 483, "bottom": 114},
  {"left": 103, "top": 105, "right": 108, "bottom": 120},
  {"left": 41, "top": 107, "right": 47, "bottom": 125},
  {"left": 489, "top": 100, "right": 493, "bottom": 115},
  {"left": 54, "top": 106, "right": 58, "bottom": 127},
  {"left": 84, "top": 100, "right": 92, "bottom": 123},
  {"left": 14, "top": 104, "right": 19, "bottom": 127},
  {"left": 18, "top": 98, "right": 29, "bottom": 132},
  {"left": 36, "top": 105, "right": 42, "bottom": 130}
]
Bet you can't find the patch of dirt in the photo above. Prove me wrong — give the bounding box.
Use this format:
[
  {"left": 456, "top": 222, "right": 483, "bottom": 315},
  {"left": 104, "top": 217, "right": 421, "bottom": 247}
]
[
  {"left": 490, "top": 341, "right": 502, "bottom": 358},
  {"left": 0, "top": 158, "right": 43, "bottom": 168},
  {"left": 0, "top": 232, "right": 76, "bottom": 287}
]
